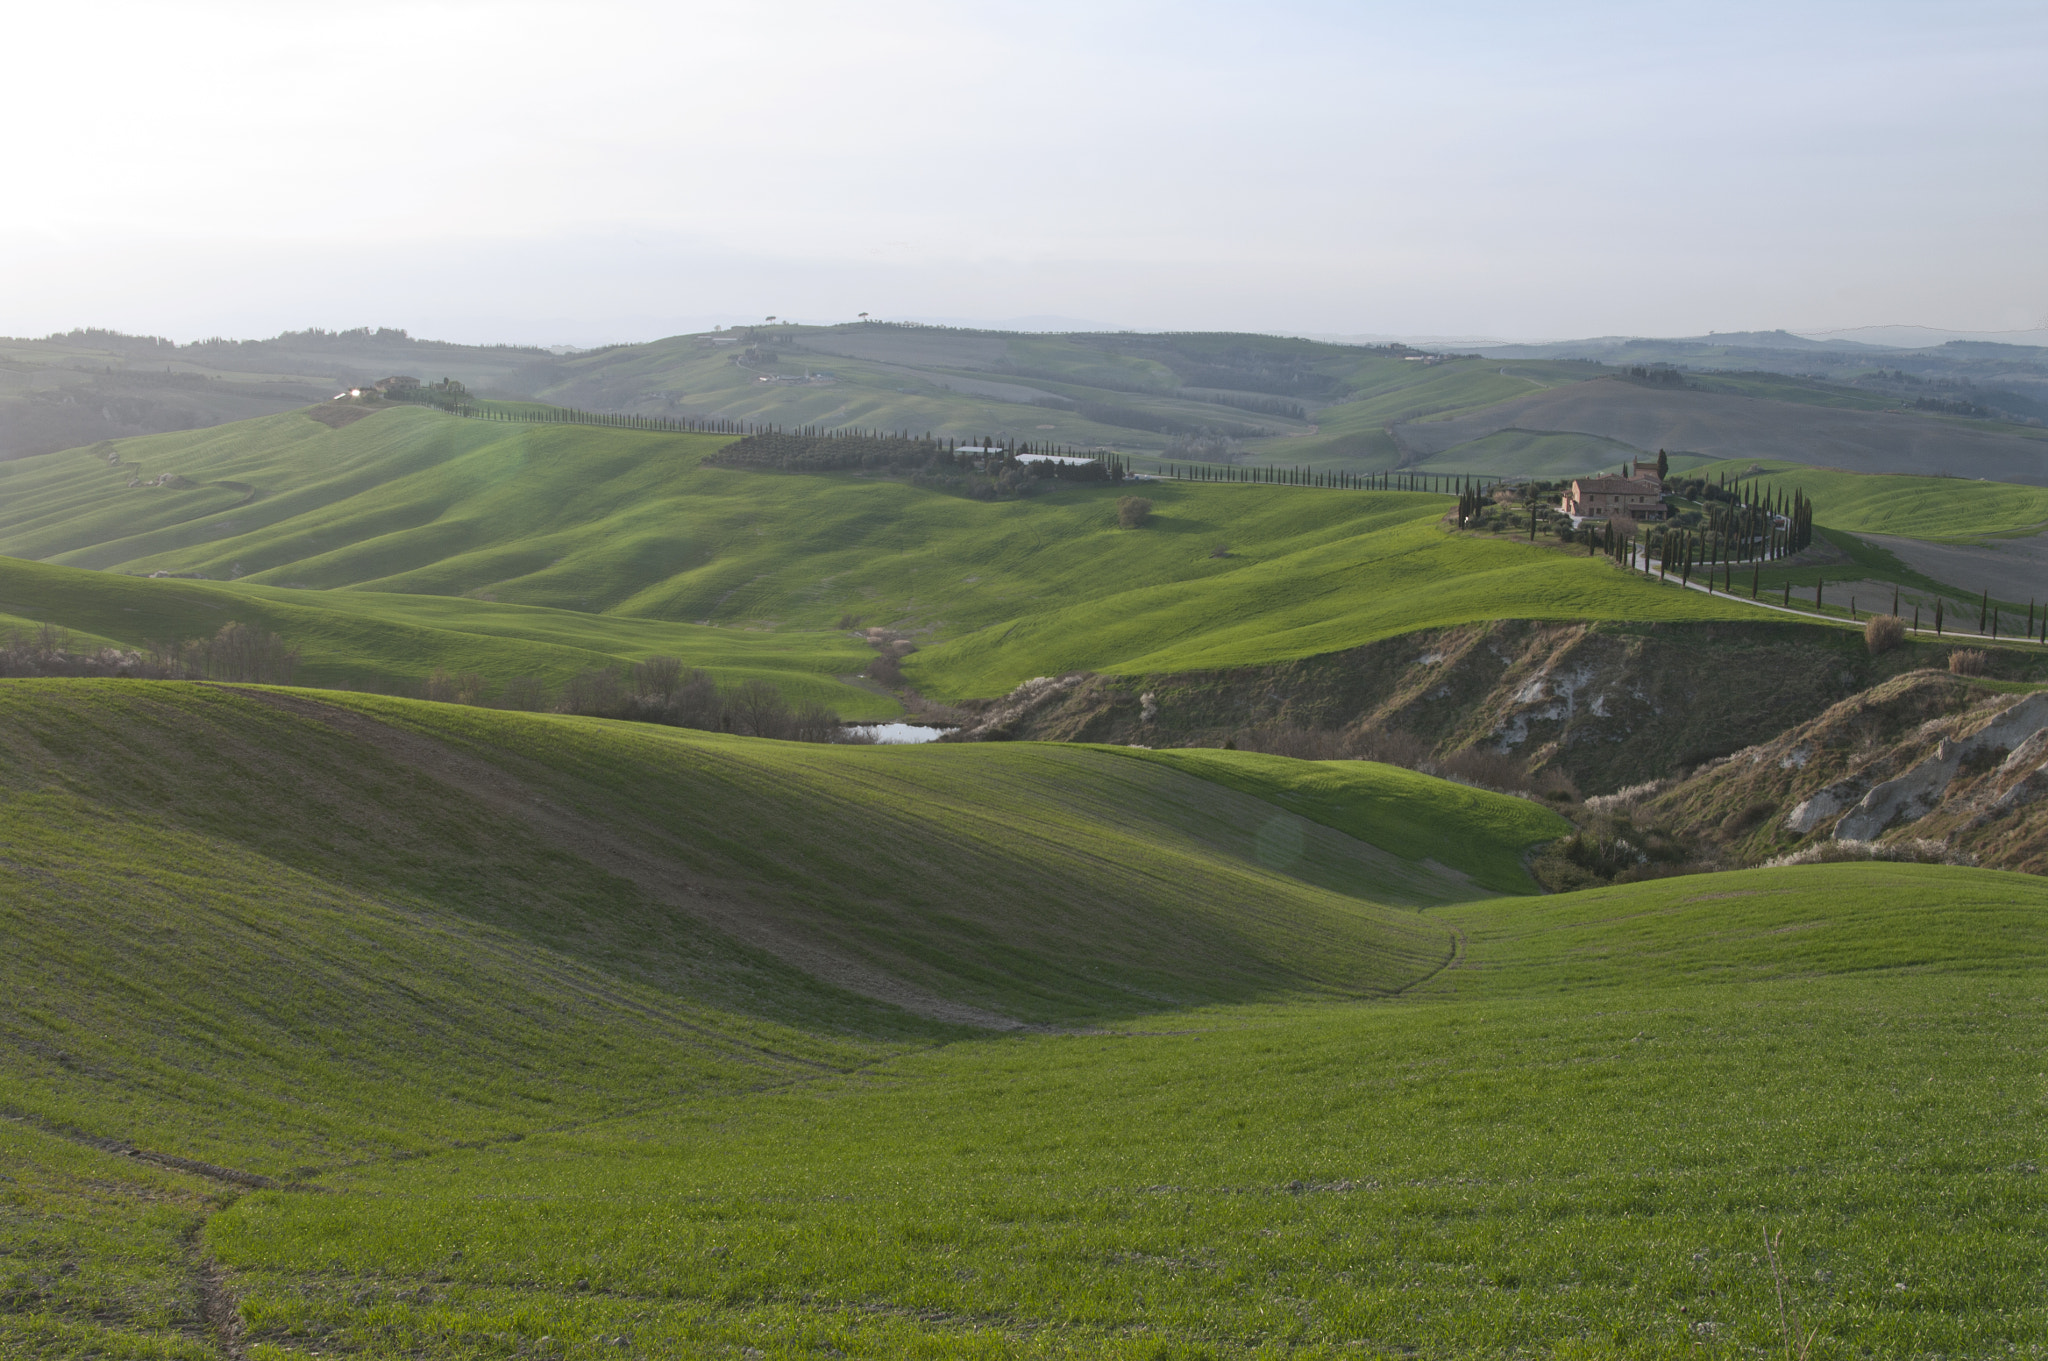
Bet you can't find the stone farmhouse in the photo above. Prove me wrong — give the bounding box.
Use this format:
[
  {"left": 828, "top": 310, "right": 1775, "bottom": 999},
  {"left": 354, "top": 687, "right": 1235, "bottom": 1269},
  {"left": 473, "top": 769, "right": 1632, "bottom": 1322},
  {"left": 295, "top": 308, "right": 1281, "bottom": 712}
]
[{"left": 1558, "top": 462, "right": 1668, "bottom": 523}]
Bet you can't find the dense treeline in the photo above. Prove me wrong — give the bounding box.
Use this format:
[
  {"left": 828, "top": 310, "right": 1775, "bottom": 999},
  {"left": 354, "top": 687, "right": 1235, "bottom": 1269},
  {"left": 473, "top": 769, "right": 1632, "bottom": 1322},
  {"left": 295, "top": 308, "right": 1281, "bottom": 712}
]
[
  {"left": 1177, "top": 390, "right": 1309, "bottom": 420},
  {"left": 1167, "top": 463, "right": 1493, "bottom": 494},
  {"left": 445, "top": 400, "right": 775, "bottom": 437}
]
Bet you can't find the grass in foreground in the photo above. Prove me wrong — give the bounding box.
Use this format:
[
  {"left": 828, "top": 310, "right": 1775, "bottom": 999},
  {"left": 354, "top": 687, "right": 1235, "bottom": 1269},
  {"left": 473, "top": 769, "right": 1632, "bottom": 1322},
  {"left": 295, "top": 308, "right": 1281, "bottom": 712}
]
[
  {"left": 204, "top": 864, "right": 2048, "bottom": 1360},
  {"left": 6, "top": 683, "right": 2045, "bottom": 1358}
]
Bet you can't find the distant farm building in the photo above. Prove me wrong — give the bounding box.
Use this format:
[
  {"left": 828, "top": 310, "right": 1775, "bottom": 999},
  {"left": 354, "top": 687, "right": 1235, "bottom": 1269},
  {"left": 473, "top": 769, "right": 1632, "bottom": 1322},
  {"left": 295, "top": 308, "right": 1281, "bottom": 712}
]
[{"left": 1559, "top": 464, "right": 1667, "bottom": 523}]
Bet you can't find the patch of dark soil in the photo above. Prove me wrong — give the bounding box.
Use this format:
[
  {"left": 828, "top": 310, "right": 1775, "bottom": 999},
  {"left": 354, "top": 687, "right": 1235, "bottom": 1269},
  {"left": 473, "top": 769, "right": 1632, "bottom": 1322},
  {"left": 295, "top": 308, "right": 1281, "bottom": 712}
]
[{"left": 302, "top": 403, "right": 381, "bottom": 429}]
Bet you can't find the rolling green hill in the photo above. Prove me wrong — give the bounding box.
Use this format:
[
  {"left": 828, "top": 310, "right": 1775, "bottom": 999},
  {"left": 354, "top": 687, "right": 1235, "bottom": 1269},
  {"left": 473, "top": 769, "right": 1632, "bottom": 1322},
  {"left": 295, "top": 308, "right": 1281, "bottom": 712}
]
[
  {"left": 4, "top": 682, "right": 2041, "bottom": 1358},
  {"left": 1693, "top": 456, "right": 2048, "bottom": 542},
  {"left": 0, "top": 555, "right": 895, "bottom": 715},
  {"left": 0, "top": 405, "right": 1769, "bottom": 702}
]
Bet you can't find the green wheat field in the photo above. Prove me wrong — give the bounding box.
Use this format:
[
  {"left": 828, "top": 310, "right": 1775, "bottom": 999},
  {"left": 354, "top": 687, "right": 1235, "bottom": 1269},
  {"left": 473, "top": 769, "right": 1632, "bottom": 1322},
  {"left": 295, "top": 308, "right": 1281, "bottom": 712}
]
[{"left": 3, "top": 681, "right": 2042, "bottom": 1359}]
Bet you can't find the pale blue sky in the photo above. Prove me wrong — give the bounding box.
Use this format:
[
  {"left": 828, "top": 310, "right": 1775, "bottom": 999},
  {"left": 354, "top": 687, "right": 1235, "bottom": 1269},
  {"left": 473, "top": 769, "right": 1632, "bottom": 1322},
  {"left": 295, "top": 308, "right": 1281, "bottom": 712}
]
[{"left": 2, "top": 0, "right": 2042, "bottom": 345}]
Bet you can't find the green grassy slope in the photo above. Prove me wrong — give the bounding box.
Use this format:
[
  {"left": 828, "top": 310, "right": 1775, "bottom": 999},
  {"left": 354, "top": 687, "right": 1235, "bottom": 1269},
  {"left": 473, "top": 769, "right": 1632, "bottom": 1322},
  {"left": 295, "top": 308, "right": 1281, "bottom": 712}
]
[
  {"left": 7, "top": 683, "right": 2044, "bottom": 1357},
  {"left": 0, "top": 683, "right": 1501, "bottom": 1084},
  {"left": 526, "top": 327, "right": 1431, "bottom": 458},
  {"left": 0, "top": 407, "right": 1767, "bottom": 702},
  {"left": 1111, "top": 748, "right": 1568, "bottom": 894},
  {"left": 0, "top": 555, "right": 894, "bottom": 714},
  {"left": 906, "top": 504, "right": 1761, "bottom": 696},
  {"left": 1239, "top": 359, "right": 1601, "bottom": 469},
  {"left": 201, "top": 861, "right": 2048, "bottom": 1360},
  {"left": 1695, "top": 456, "right": 2048, "bottom": 542}
]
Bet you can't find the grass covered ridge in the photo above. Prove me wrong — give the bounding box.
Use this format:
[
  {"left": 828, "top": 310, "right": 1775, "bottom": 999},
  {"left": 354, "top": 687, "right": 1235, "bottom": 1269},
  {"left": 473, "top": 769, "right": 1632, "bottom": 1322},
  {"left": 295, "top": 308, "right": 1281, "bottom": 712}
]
[
  {"left": 1695, "top": 456, "right": 2048, "bottom": 543},
  {"left": 0, "top": 554, "right": 896, "bottom": 716},
  {"left": 1111, "top": 747, "right": 1568, "bottom": 894},
  {"left": 0, "top": 406, "right": 1764, "bottom": 702}
]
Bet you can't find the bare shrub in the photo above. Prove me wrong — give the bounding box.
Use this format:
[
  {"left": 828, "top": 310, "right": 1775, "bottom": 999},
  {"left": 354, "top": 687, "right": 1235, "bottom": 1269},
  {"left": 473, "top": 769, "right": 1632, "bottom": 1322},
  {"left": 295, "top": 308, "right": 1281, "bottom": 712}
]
[
  {"left": 1117, "top": 496, "right": 1153, "bottom": 529},
  {"left": 1583, "top": 780, "right": 1668, "bottom": 817},
  {"left": 0, "top": 625, "right": 193, "bottom": 679},
  {"left": 501, "top": 676, "right": 548, "bottom": 711},
  {"left": 1762, "top": 837, "right": 1973, "bottom": 869},
  {"left": 725, "top": 678, "right": 794, "bottom": 739},
  {"left": 182, "top": 622, "right": 299, "bottom": 684},
  {"left": 1863, "top": 614, "right": 1905, "bottom": 655},
  {"left": 632, "top": 655, "right": 683, "bottom": 697},
  {"left": 662, "top": 668, "right": 722, "bottom": 729},
  {"left": 1210, "top": 545, "right": 1231, "bottom": 558},
  {"left": 452, "top": 673, "right": 488, "bottom": 705},
  {"left": 559, "top": 667, "right": 626, "bottom": 715},
  {"left": 1948, "top": 648, "right": 1988, "bottom": 677},
  {"left": 790, "top": 701, "right": 841, "bottom": 744},
  {"left": 867, "top": 653, "right": 904, "bottom": 686},
  {"left": 424, "top": 668, "right": 458, "bottom": 703}
]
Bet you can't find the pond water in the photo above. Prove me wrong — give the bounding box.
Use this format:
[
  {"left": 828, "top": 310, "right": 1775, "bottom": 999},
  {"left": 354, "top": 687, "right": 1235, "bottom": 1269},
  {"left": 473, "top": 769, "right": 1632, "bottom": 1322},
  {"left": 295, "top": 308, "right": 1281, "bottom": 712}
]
[{"left": 841, "top": 723, "right": 955, "bottom": 745}]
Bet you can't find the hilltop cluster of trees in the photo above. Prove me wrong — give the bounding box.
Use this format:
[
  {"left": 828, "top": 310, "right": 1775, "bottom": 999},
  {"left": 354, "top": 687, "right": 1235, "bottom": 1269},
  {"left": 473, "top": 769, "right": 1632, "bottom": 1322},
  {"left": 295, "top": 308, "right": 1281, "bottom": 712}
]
[
  {"left": 378, "top": 377, "right": 471, "bottom": 411},
  {"left": 1911, "top": 395, "right": 1996, "bottom": 418},
  {"left": 1621, "top": 365, "right": 1688, "bottom": 386},
  {"left": 0, "top": 622, "right": 297, "bottom": 683},
  {"left": 1162, "top": 432, "right": 1245, "bottom": 464},
  {"left": 1455, "top": 472, "right": 1816, "bottom": 568},
  {"left": 707, "top": 431, "right": 1128, "bottom": 499}
]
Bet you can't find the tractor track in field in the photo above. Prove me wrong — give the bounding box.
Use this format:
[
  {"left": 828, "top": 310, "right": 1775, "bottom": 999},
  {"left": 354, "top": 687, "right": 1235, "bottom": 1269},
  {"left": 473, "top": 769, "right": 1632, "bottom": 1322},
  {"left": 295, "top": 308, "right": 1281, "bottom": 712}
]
[
  {"left": 1, "top": 1112, "right": 262, "bottom": 1359},
  {"left": 239, "top": 689, "right": 1034, "bottom": 1033},
  {"left": 1385, "top": 920, "right": 1468, "bottom": 998}
]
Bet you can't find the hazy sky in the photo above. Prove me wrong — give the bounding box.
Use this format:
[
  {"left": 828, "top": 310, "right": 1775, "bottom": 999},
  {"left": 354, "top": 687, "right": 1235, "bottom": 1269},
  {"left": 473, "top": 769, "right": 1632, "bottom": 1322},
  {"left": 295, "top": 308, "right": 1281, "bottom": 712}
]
[{"left": 3, "top": 0, "right": 2043, "bottom": 345}]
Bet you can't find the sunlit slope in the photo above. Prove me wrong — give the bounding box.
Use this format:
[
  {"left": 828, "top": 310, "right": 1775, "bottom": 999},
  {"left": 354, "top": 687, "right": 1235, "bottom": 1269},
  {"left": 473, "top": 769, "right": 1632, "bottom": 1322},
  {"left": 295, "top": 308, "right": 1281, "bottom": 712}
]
[
  {"left": 205, "top": 861, "right": 2048, "bottom": 1359},
  {"left": 1112, "top": 747, "right": 1568, "bottom": 893},
  {"left": 0, "top": 408, "right": 1764, "bottom": 698},
  {"left": 907, "top": 507, "right": 1757, "bottom": 696},
  {"left": 1434, "top": 859, "right": 2048, "bottom": 994},
  {"left": 1242, "top": 359, "right": 1593, "bottom": 468},
  {"left": 0, "top": 556, "right": 894, "bottom": 714},
  {"left": 1693, "top": 456, "right": 2048, "bottom": 542}
]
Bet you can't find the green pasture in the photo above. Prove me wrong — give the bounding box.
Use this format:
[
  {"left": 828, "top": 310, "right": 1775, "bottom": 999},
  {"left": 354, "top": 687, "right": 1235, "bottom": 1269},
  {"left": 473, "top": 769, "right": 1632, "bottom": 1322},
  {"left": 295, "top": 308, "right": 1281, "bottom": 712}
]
[
  {"left": 1243, "top": 359, "right": 1599, "bottom": 469},
  {"left": 0, "top": 406, "right": 1768, "bottom": 701},
  {"left": 1397, "top": 427, "right": 1650, "bottom": 478},
  {"left": 0, "top": 556, "right": 894, "bottom": 714},
  {"left": 905, "top": 500, "right": 1761, "bottom": 696},
  {"left": 5, "top": 684, "right": 2046, "bottom": 1357},
  {"left": 1694, "top": 457, "right": 2048, "bottom": 542},
  {"left": 1650, "top": 527, "right": 2044, "bottom": 626},
  {"left": 1107, "top": 747, "right": 1566, "bottom": 895}
]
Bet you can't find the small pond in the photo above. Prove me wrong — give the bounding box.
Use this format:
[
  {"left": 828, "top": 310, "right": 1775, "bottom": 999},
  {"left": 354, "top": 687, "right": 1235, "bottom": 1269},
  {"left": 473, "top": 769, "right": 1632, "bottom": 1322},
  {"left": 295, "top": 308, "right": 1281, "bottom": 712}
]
[{"left": 841, "top": 723, "right": 955, "bottom": 745}]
